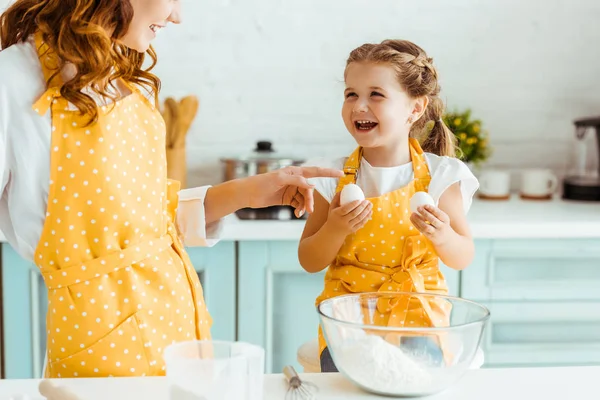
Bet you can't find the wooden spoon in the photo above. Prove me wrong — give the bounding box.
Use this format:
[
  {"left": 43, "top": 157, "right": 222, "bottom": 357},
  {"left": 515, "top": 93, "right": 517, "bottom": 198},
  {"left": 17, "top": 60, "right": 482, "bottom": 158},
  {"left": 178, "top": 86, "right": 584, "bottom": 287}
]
[
  {"left": 173, "top": 95, "right": 199, "bottom": 148},
  {"left": 160, "top": 99, "right": 173, "bottom": 147},
  {"left": 164, "top": 97, "right": 179, "bottom": 149}
]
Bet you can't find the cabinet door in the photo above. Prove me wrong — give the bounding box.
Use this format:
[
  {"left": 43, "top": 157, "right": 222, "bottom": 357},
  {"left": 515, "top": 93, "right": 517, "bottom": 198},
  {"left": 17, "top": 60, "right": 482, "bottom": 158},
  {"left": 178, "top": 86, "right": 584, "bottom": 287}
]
[
  {"left": 237, "top": 241, "right": 324, "bottom": 374},
  {"left": 463, "top": 239, "right": 600, "bottom": 301},
  {"left": 2, "top": 244, "right": 47, "bottom": 379},
  {"left": 185, "top": 242, "right": 236, "bottom": 341},
  {"left": 481, "top": 301, "right": 600, "bottom": 367}
]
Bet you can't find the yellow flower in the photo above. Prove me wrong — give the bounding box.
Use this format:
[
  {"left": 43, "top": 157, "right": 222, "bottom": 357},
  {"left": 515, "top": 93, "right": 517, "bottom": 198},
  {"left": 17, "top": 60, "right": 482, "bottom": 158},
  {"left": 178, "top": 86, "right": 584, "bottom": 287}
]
[
  {"left": 454, "top": 118, "right": 462, "bottom": 126},
  {"left": 467, "top": 137, "right": 477, "bottom": 145},
  {"left": 473, "top": 124, "right": 480, "bottom": 133},
  {"left": 459, "top": 133, "right": 467, "bottom": 140}
]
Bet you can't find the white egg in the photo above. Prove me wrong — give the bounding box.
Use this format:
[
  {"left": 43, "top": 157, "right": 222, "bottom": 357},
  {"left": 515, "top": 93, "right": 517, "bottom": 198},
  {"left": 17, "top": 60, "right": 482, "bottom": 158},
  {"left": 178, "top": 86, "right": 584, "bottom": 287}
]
[
  {"left": 340, "top": 184, "right": 365, "bottom": 206},
  {"left": 410, "top": 191, "right": 435, "bottom": 213}
]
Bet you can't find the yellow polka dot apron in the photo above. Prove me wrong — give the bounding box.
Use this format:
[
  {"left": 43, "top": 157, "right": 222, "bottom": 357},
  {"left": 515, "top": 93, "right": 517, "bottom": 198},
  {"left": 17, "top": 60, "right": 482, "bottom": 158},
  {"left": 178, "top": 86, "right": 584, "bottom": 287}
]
[
  {"left": 316, "top": 138, "right": 451, "bottom": 363},
  {"left": 31, "top": 34, "right": 211, "bottom": 378}
]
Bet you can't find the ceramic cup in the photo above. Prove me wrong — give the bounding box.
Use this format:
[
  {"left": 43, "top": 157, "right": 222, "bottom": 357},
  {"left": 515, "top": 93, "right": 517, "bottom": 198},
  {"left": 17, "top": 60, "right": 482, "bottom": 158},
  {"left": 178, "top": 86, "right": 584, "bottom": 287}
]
[
  {"left": 478, "top": 169, "right": 511, "bottom": 200},
  {"left": 520, "top": 169, "right": 558, "bottom": 200}
]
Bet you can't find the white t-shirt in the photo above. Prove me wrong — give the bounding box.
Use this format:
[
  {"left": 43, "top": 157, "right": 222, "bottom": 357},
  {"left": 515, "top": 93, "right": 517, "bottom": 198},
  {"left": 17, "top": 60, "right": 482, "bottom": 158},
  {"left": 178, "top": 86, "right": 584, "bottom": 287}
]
[
  {"left": 306, "top": 153, "right": 479, "bottom": 215},
  {"left": 0, "top": 37, "right": 222, "bottom": 262}
]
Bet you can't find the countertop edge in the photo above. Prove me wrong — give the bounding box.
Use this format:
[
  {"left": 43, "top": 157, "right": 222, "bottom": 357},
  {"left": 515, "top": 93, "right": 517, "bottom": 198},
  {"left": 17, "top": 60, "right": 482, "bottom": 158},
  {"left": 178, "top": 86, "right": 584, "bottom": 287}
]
[{"left": 2, "top": 198, "right": 600, "bottom": 244}]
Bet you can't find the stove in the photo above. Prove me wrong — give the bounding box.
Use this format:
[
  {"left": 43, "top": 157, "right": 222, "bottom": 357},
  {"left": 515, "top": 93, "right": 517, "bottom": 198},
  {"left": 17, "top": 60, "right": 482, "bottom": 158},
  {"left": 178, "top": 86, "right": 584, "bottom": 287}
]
[{"left": 235, "top": 206, "right": 308, "bottom": 220}]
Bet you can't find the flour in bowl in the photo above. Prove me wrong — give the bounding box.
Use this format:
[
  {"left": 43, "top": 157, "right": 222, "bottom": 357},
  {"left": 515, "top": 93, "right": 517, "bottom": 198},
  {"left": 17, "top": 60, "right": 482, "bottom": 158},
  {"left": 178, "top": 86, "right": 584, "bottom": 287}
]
[{"left": 336, "top": 334, "right": 432, "bottom": 394}]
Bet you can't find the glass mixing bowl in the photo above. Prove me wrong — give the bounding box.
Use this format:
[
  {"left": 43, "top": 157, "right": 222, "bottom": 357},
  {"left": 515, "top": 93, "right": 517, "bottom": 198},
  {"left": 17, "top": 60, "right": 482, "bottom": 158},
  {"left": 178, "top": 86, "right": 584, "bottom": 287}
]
[{"left": 317, "top": 292, "right": 489, "bottom": 397}]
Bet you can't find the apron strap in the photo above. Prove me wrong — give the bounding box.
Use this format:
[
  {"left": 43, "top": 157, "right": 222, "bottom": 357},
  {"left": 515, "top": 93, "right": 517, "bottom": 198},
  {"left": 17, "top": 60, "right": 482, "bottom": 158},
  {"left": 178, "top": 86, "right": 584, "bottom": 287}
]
[
  {"left": 33, "top": 87, "right": 63, "bottom": 116},
  {"left": 409, "top": 138, "right": 432, "bottom": 192},
  {"left": 40, "top": 234, "right": 174, "bottom": 289},
  {"left": 30, "top": 31, "right": 146, "bottom": 116},
  {"left": 335, "top": 147, "right": 363, "bottom": 193},
  {"left": 336, "top": 139, "right": 433, "bottom": 194},
  {"left": 31, "top": 32, "right": 70, "bottom": 115}
]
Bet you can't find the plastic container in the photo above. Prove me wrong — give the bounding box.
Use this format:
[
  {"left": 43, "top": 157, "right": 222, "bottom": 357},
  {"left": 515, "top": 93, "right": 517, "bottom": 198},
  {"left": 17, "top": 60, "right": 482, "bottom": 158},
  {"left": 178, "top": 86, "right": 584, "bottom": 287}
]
[{"left": 164, "top": 340, "right": 265, "bottom": 400}]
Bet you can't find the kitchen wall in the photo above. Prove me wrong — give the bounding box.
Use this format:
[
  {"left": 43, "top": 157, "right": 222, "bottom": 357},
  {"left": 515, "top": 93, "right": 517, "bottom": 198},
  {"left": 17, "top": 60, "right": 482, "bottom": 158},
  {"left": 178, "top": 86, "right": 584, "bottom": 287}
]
[
  {"left": 149, "top": 0, "right": 600, "bottom": 188},
  {"left": 3, "top": 0, "right": 600, "bottom": 188}
]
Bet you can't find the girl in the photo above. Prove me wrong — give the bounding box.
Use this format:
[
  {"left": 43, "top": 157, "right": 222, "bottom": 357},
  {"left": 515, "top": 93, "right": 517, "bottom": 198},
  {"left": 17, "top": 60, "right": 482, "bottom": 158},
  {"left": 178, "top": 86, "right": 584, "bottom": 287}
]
[
  {"left": 0, "top": 0, "right": 341, "bottom": 378},
  {"left": 298, "top": 39, "right": 479, "bottom": 372}
]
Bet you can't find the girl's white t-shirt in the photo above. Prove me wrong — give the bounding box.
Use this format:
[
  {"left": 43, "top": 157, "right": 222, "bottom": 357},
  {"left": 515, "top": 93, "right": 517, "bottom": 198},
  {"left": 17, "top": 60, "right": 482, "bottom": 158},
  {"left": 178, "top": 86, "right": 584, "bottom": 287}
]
[{"left": 305, "top": 152, "right": 479, "bottom": 215}]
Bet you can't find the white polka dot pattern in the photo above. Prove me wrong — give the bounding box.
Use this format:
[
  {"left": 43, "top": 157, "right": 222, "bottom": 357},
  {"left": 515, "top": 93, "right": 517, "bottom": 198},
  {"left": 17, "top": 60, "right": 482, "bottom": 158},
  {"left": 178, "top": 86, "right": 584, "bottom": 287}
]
[
  {"left": 32, "top": 33, "right": 212, "bottom": 379},
  {"left": 316, "top": 139, "right": 450, "bottom": 356}
]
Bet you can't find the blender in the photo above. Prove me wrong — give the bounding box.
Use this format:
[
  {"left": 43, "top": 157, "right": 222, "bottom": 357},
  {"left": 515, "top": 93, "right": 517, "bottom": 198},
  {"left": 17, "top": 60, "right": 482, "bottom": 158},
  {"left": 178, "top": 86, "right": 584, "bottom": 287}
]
[{"left": 562, "top": 116, "right": 600, "bottom": 201}]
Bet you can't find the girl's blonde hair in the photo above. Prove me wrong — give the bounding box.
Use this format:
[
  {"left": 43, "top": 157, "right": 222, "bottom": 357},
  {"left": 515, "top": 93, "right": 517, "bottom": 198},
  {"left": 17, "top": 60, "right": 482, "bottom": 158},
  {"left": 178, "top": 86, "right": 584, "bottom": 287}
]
[
  {"left": 0, "top": 0, "right": 161, "bottom": 125},
  {"left": 345, "top": 39, "right": 456, "bottom": 157}
]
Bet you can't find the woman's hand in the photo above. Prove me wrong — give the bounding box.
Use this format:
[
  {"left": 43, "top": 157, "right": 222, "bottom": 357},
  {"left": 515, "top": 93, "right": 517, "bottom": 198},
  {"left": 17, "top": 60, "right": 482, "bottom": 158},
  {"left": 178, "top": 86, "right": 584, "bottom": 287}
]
[
  {"left": 244, "top": 166, "right": 344, "bottom": 217},
  {"left": 410, "top": 204, "right": 452, "bottom": 246}
]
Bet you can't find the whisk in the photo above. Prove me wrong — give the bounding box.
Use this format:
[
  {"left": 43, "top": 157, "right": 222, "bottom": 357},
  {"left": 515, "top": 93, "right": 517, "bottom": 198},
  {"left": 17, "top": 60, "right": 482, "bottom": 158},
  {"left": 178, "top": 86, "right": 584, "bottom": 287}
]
[{"left": 283, "top": 365, "right": 318, "bottom": 400}]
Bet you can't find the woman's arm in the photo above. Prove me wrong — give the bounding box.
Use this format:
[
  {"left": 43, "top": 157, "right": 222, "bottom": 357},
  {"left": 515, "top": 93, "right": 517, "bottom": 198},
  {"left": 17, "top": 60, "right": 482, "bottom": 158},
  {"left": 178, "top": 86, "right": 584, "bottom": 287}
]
[
  {"left": 204, "top": 166, "right": 344, "bottom": 225},
  {"left": 203, "top": 179, "right": 249, "bottom": 225},
  {"left": 0, "top": 93, "right": 9, "bottom": 209}
]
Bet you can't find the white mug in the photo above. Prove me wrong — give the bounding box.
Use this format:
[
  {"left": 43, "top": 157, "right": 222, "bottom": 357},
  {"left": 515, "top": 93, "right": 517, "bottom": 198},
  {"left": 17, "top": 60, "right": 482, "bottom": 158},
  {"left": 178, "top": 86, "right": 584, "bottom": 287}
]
[
  {"left": 478, "top": 169, "right": 511, "bottom": 199},
  {"left": 520, "top": 169, "right": 558, "bottom": 198}
]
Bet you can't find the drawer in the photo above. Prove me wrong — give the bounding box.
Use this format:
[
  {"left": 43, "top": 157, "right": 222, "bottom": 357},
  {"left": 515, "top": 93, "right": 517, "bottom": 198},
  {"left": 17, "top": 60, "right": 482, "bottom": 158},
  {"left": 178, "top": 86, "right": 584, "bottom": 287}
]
[
  {"left": 463, "top": 239, "right": 600, "bottom": 301},
  {"left": 481, "top": 301, "right": 600, "bottom": 367}
]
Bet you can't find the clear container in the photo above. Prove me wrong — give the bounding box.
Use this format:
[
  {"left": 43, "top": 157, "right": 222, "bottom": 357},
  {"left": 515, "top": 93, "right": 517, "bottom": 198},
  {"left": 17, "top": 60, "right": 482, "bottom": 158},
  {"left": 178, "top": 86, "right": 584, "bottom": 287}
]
[
  {"left": 164, "top": 341, "right": 265, "bottom": 400},
  {"left": 318, "top": 292, "right": 490, "bottom": 398}
]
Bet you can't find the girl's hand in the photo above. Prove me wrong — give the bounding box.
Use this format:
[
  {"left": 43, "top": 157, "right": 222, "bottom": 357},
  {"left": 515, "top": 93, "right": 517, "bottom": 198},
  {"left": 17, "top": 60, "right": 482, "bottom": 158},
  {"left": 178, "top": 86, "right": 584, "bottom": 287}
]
[
  {"left": 410, "top": 204, "right": 452, "bottom": 246},
  {"left": 325, "top": 191, "right": 372, "bottom": 234}
]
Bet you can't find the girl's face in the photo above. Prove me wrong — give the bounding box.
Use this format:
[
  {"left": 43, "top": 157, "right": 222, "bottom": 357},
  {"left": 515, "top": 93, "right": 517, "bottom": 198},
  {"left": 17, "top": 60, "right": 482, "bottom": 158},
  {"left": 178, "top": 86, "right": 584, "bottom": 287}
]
[
  {"left": 342, "top": 62, "right": 422, "bottom": 150},
  {"left": 121, "top": 0, "right": 181, "bottom": 52}
]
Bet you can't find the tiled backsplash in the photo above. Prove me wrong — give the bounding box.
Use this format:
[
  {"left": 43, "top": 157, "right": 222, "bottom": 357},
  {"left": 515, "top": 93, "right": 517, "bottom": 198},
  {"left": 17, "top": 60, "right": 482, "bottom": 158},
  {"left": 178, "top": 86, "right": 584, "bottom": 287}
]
[{"left": 3, "top": 0, "right": 600, "bottom": 188}]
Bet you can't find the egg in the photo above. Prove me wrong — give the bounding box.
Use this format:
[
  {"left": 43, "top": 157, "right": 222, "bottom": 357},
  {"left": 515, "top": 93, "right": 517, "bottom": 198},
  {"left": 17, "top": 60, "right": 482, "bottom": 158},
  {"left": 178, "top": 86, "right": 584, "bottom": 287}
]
[
  {"left": 340, "top": 184, "right": 365, "bottom": 206},
  {"left": 410, "top": 191, "right": 435, "bottom": 213}
]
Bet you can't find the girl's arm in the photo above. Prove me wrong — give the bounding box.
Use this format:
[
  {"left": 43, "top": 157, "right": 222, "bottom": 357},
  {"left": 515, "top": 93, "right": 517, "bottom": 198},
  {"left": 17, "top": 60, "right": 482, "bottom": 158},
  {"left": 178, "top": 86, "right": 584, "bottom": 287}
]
[
  {"left": 410, "top": 182, "right": 475, "bottom": 270},
  {"left": 298, "top": 191, "right": 372, "bottom": 273}
]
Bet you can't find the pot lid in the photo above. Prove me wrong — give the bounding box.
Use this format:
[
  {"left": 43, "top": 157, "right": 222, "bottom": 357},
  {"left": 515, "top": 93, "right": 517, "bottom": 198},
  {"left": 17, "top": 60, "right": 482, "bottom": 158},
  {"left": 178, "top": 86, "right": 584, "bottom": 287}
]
[{"left": 220, "top": 141, "right": 305, "bottom": 163}]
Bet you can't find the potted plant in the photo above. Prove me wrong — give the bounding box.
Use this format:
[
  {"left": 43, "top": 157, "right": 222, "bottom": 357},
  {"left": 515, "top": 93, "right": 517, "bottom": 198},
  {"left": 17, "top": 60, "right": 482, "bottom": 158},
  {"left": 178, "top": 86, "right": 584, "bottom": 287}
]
[{"left": 442, "top": 109, "right": 491, "bottom": 169}]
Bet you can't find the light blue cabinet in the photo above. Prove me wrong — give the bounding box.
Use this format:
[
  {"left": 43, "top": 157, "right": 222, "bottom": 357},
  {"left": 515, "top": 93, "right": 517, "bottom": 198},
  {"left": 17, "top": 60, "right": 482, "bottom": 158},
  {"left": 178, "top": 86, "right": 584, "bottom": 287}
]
[
  {"left": 480, "top": 301, "right": 600, "bottom": 367},
  {"left": 237, "top": 241, "right": 324, "bottom": 374},
  {"left": 1, "top": 245, "right": 47, "bottom": 379},
  {"left": 462, "top": 239, "right": 600, "bottom": 301},
  {"left": 4, "top": 236, "right": 600, "bottom": 377},
  {"left": 461, "top": 238, "right": 600, "bottom": 368},
  {"left": 236, "top": 240, "right": 460, "bottom": 374},
  {"left": 186, "top": 243, "right": 237, "bottom": 342},
  {"left": 1, "top": 242, "right": 236, "bottom": 379}
]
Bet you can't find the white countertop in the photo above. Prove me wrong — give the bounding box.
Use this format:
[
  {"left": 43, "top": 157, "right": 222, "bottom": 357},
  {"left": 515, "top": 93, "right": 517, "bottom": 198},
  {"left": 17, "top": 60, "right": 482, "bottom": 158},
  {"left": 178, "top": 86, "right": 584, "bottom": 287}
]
[
  {"left": 221, "top": 196, "right": 600, "bottom": 240},
  {"left": 1, "top": 367, "right": 597, "bottom": 399},
  {"left": 1, "top": 196, "right": 599, "bottom": 244}
]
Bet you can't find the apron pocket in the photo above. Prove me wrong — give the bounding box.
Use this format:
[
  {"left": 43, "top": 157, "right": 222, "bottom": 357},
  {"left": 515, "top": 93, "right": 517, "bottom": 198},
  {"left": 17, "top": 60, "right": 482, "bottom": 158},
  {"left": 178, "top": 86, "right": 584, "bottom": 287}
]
[{"left": 48, "top": 313, "right": 150, "bottom": 378}]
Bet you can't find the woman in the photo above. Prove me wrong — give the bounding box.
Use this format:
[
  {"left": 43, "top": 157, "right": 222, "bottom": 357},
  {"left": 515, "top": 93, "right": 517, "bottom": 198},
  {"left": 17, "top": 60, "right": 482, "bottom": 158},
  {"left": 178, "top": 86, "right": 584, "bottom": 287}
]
[{"left": 0, "top": 0, "right": 342, "bottom": 378}]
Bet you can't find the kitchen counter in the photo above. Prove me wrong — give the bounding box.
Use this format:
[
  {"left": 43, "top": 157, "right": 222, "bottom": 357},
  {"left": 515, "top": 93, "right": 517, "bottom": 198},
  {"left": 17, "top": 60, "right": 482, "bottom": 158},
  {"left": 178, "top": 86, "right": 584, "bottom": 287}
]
[
  {"left": 1, "top": 196, "right": 599, "bottom": 244},
  {"left": 0, "top": 366, "right": 596, "bottom": 399},
  {"left": 221, "top": 196, "right": 600, "bottom": 240}
]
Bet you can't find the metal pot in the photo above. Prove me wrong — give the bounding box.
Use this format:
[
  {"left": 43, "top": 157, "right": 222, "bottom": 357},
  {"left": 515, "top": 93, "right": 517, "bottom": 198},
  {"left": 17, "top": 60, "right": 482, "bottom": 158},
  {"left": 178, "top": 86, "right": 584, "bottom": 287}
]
[{"left": 220, "top": 141, "right": 305, "bottom": 181}]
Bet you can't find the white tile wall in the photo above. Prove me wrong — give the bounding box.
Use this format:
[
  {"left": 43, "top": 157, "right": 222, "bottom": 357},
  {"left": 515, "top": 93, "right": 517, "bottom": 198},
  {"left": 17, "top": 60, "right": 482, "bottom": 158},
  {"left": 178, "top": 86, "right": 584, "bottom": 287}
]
[
  {"left": 3, "top": 0, "right": 600, "bottom": 188},
  {"left": 149, "top": 0, "right": 600, "bottom": 188}
]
